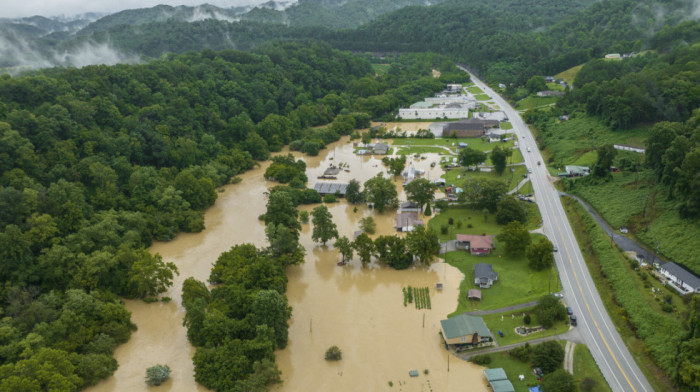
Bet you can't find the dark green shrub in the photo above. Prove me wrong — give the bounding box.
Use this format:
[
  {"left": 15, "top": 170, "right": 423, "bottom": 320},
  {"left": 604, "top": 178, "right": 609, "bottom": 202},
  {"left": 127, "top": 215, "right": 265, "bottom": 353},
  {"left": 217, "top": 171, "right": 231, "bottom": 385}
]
[
  {"left": 325, "top": 346, "right": 342, "bottom": 361},
  {"left": 469, "top": 354, "right": 492, "bottom": 365},
  {"left": 145, "top": 364, "right": 171, "bottom": 386}
]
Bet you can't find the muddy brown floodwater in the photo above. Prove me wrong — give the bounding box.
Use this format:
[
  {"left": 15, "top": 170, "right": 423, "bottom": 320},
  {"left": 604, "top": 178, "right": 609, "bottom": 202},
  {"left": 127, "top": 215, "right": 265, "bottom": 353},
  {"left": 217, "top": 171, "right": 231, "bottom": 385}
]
[{"left": 87, "top": 131, "right": 487, "bottom": 392}]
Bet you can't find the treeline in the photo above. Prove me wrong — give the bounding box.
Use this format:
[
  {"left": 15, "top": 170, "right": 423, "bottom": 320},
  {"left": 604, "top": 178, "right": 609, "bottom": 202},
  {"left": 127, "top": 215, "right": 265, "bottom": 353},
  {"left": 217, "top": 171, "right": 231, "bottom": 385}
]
[
  {"left": 644, "top": 110, "right": 700, "bottom": 218},
  {"left": 0, "top": 42, "right": 451, "bottom": 388},
  {"left": 559, "top": 38, "right": 700, "bottom": 129},
  {"left": 182, "top": 245, "right": 291, "bottom": 391},
  {"left": 324, "top": 0, "right": 698, "bottom": 85}
]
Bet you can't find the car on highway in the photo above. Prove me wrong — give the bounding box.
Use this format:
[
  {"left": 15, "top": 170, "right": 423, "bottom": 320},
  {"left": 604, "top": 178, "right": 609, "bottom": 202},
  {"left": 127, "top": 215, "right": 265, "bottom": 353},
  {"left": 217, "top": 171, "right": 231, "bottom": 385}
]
[
  {"left": 566, "top": 306, "right": 573, "bottom": 315},
  {"left": 553, "top": 245, "right": 558, "bottom": 252},
  {"left": 570, "top": 314, "right": 577, "bottom": 326},
  {"left": 527, "top": 147, "right": 531, "bottom": 152},
  {"left": 552, "top": 292, "right": 564, "bottom": 299},
  {"left": 527, "top": 167, "right": 532, "bottom": 173},
  {"left": 537, "top": 161, "right": 541, "bottom": 166}
]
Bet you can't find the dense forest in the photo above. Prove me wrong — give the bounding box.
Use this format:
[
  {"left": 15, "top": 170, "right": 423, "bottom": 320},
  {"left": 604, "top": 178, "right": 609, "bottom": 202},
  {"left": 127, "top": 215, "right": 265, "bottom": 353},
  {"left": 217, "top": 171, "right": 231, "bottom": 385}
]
[{"left": 0, "top": 40, "right": 458, "bottom": 389}]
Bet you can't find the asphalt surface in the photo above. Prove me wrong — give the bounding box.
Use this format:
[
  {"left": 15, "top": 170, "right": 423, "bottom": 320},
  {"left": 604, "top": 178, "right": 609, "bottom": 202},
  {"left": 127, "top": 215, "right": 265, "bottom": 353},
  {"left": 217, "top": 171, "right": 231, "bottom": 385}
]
[{"left": 463, "top": 69, "right": 654, "bottom": 392}]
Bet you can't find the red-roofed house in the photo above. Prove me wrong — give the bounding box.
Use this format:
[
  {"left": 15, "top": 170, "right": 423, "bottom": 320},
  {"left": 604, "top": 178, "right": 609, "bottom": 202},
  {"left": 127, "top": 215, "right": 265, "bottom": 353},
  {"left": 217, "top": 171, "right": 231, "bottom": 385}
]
[{"left": 456, "top": 234, "right": 494, "bottom": 256}]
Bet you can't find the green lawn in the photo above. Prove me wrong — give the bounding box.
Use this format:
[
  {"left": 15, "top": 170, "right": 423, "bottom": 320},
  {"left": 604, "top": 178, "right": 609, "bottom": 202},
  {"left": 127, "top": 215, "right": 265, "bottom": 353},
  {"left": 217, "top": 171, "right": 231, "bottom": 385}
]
[
  {"left": 440, "top": 244, "right": 561, "bottom": 314},
  {"left": 515, "top": 96, "right": 558, "bottom": 110},
  {"left": 395, "top": 146, "right": 447, "bottom": 155},
  {"left": 573, "top": 344, "right": 612, "bottom": 392},
  {"left": 483, "top": 307, "right": 570, "bottom": 346},
  {"left": 555, "top": 64, "right": 584, "bottom": 86},
  {"left": 540, "top": 116, "right": 650, "bottom": 168},
  {"left": 429, "top": 208, "right": 502, "bottom": 241},
  {"left": 480, "top": 353, "right": 540, "bottom": 392},
  {"left": 513, "top": 180, "right": 533, "bottom": 195},
  {"left": 371, "top": 63, "right": 390, "bottom": 75},
  {"left": 546, "top": 82, "right": 565, "bottom": 91},
  {"left": 393, "top": 137, "right": 507, "bottom": 150},
  {"left": 568, "top": 169, "right": 700, "bottom": 275},
  {"left": 481, "top": 341, "right": 607, "bottom": 392},
  {"left": 468, "top": 86, "right": 484, "bottom": 94},
  {"left": 442, "top": 165, "right": 527, "bottom": 193},
  {"left": 475, "top": 93, "right": 491, "bottom": 101},
  {"left": 501, "top": 121, "right": 513, "bottom": 130}
]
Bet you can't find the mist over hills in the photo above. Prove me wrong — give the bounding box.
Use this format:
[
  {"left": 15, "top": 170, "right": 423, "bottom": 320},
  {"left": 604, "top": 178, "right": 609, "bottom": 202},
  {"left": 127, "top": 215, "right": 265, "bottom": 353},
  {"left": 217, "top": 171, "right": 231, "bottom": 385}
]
[{"left": 1, "top": 0, "right": 698, "bottom": 77}]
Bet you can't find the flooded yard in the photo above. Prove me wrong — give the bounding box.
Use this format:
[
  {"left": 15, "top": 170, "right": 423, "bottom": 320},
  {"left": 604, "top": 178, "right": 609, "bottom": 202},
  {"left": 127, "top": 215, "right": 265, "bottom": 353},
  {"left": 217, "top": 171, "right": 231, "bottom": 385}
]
[{"left": 88, "top": 129, "right": 486, "bottom": 392}]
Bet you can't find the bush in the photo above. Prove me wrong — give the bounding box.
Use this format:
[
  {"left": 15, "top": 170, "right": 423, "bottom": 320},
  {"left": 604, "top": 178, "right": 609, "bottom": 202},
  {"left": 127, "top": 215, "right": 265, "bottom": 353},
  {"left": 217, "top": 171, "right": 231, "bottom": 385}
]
[
  {"left": 580, "top": 377, "right": 597, "bottom": 392},
  {"left": 299, "top": 210, "right": 309, "bottom": 223},
  {"left": 440, "top": 225, "right": 448, "bottom": 235},
  {"left": 469, "top": 354, "right": 492, "bottom": 365},
  {"left": 325, "top": 345, "right": 342, "bottom": 361},
  {"left": 661, "top": 303, "right": 674, "bottom": 312},
  {"left": 510, "top": 343, "right": 531, "bottom": 362},
  {"left": 323, "top": 194, "right": 338, "bottom": 203},
  {"left": 145, "top": 364, "right": 171, "bottom": 386},
  {"left": 532, "top": 341, "right": 564, "bottom": 374},
  {"left": 523, "top": 313, "right": 532, "bottom": 325}
]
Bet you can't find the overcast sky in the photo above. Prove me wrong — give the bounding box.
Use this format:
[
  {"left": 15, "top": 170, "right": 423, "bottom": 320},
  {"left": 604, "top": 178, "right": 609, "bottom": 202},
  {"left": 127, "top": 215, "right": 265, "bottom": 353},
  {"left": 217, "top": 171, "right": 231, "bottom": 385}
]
[{"left": 1, "top": 0, "right": 280, "bottom": 19}]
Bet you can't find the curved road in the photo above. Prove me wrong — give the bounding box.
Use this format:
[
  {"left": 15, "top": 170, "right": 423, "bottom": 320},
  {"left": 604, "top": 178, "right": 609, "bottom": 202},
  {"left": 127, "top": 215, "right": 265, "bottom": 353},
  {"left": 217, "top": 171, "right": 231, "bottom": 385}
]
[{"left": 462, "top": 68, "right": 653, "bottom": 392}]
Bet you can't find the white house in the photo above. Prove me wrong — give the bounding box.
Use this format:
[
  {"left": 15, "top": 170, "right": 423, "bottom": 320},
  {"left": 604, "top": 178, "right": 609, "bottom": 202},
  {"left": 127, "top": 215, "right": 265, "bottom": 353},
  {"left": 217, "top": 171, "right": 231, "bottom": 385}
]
[
  {"left": 614, "top": 144, "right": 646, "bottom": 154},
  {"left": 660, "top": 262, "right": 700, "bottom": 295}
]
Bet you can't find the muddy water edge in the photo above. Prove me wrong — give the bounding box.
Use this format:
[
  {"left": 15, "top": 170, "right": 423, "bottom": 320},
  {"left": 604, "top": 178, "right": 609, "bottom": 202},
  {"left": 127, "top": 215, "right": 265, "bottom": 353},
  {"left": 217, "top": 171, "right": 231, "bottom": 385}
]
[{"left": 87, "top": 133, "right": 488, "bottom": 392}]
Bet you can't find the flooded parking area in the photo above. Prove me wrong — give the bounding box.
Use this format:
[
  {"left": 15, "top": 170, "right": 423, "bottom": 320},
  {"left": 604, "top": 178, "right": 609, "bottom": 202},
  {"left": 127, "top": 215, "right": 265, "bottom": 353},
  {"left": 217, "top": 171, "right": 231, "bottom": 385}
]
[{"left": 87, "top": 129, "right": 486, "bottom": 392}]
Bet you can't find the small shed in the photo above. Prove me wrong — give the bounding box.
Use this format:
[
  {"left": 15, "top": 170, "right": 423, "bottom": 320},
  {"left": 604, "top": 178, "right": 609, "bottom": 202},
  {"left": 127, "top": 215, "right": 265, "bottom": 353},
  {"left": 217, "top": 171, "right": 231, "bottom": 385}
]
[
  {"left": 467, "top": 289, "right": 482, "bottom": 301},
  {"left": 484, "top": 368, "right": 514, "bottom": 392}
]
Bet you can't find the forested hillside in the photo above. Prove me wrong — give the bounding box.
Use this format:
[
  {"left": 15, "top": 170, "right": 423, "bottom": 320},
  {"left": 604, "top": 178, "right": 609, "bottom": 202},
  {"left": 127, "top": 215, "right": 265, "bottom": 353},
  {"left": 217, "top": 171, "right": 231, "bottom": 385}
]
[{"left": 0, "top": 41, "right": 455, "bottom": 389}]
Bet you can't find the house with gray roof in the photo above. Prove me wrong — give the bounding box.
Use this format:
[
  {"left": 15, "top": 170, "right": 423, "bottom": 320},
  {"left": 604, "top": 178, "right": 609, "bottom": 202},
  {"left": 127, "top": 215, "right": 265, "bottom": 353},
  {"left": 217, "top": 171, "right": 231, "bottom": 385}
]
[
  {"left": 374, "top": 143, "right": 389, "bottom": 155},
  {"left": 313, "top": 183, "right": 348, "bottom": 197},
  {"left": 660, "top": 262, "right": 700, "bottom": 295},
  {"left": 474, "top": 263, "right": 498, "bottom": 288}
]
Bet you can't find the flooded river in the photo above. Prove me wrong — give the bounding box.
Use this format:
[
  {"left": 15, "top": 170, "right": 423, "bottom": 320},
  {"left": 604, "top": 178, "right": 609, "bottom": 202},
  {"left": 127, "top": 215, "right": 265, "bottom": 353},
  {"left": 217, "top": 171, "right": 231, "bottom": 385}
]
[{"left": 88, "top": 132, "right": 487, "bottom": 392}]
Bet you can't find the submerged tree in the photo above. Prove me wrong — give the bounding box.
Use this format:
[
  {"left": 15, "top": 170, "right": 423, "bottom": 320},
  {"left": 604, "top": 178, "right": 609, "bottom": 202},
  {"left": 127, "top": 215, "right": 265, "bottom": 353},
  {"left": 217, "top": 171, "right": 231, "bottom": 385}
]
[
  {"left": 311, "top": 205, "right": 338, "bottom": 245},
  {"left": 363, "top": 173, "right": 398, "bottom": 213},
  {"left": 334, "top": 236, "right": 354, "bottom": 263},
  {"left": 145, "top": 364, "right": 171, "bottom": 386}
]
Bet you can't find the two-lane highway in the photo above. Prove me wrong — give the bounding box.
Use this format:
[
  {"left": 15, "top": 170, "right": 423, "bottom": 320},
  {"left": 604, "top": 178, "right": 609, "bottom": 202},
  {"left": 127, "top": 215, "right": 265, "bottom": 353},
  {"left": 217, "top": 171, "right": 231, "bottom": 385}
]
[{"left": 463, "top": 69, "right": 654, "bottom": 392}]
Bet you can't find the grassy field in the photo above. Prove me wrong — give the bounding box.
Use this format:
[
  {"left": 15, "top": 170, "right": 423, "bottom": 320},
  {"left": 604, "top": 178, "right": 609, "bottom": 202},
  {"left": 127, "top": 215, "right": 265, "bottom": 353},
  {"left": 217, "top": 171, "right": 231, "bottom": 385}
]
[
  {"left": 573, "top": 344, "right": 612, "bottom": 392},
  {"left": 392, "top": 137, "right": 511, "bottom": 151},
  {"left": 539, "top": 116, "right": 650, "bottom": 168},
  {"left": 482, "top": 351, "right": 541, "bottom": 392},
  {"left": 443, "top": 165, "right": 527, "bottom": 193},
  {"left": 429, "top": 208, "right": 503, "bottom": 241},
  {"left": 475, "top": 93, "right": 491, "bottom": 101},
  {"left": 555, "top": 64, "right": 584, "bottom": 86},
  {"left": 395, "top": 146, "right": 448, "bottom": 155},
  {"left": 440, "top": 245, "right": 560, "bottom": 314},
  {"left": 565, "top": 169, "right": 700, "bottom": 275},
  {"left": 468, "top": 86, "right": 484, "bottom": 94},
  {"left": 515, "top": 96, "right": 558, "bottom": 110},
  {"left": 483, "top": 307, "right": 570, "bottom": 346},
  {"left": 371, "top": 63, "right": 390, "bottom": 75},
  {"left": 546, "top": 82, "right": 565, "bottom": 91},
  {"left": 562, "top": 198, "right": 678, "bottom": 392},
  {"left": 500, "top": 121, "right": 513, "bottom": 130}
]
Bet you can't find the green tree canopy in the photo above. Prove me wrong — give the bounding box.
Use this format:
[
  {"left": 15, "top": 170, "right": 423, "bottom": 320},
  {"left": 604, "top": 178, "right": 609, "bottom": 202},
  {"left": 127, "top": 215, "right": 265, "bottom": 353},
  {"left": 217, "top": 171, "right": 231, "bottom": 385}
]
[
  {"left": 404, "top": 178, "right": 436, "bottom": 212},
  {"left": 496, "top": 221, "right": 531, "bottom": 255},
  {"left": 363, "top": 173, "right": 398, "bottom": 213},
  {"left": 311, "top": 204, "right": 339, "bottom": 245},
  {"left": 458, "top": 147, "right": 487, "bottom": 167}
]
